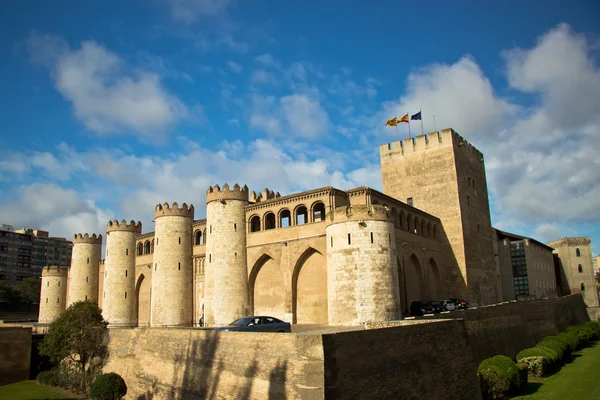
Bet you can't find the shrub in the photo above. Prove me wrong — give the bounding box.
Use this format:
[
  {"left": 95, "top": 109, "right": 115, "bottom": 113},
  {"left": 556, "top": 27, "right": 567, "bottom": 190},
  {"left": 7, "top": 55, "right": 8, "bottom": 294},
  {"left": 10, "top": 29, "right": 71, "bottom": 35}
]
[
  {"left": 37, "top": 370, "right": 53, "bottom": 385},
  {"left": 516, "top": 361, "right": 529, "bottom": 390},
  {"left": 538, "top": 337, "right": 568, "bottom": 361},
  {"left": 518, "top": 356, "right": 547, "bottom": 377},
  {"left": 517, "top": 347, "right": 559, "bottom": 374},
  {"left": 477, "top": 355, "right": 520, "bottom": 399},
  {"left": 90, "top": 373, "right": 127, "bottom": 400},
  {"left": 583, "top": 321, "right": 600, "bottom": 340},
  {"left": 557, "top": 332, "right": 579, "bottom": 353},
  {"left": 566, "top": 325, "right": 593, "bottom": 346}
]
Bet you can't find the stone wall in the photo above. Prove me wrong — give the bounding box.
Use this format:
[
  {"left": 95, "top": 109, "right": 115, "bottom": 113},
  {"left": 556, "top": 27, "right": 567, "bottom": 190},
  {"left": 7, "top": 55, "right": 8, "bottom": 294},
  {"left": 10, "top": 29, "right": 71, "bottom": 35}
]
[
  {"left": 0, "top": 326, "right": 32, "bottom": 385},
  {"left": 104, "top": 328, "right": 324, "bottom": 400}
]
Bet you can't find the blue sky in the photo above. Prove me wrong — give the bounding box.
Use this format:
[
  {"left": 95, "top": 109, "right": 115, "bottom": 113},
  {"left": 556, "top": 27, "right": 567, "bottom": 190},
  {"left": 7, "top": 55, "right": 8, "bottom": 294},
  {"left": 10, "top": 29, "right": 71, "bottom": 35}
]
[{"left": 0, "top": 0, "right": 599, "bottom": 256}]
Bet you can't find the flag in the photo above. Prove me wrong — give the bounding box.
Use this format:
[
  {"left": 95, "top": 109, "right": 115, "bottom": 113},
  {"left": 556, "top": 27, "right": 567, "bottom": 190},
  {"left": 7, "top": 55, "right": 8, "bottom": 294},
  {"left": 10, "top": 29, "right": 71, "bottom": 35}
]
[
  {"left": 411, "top": 111, "right": 422, "bottom": 121},
  {"left": 385, "top": 117, "right": 397, "bottom": 127},
  {"left": 399, "top": 113, "right": 409, "bottom": 123}
]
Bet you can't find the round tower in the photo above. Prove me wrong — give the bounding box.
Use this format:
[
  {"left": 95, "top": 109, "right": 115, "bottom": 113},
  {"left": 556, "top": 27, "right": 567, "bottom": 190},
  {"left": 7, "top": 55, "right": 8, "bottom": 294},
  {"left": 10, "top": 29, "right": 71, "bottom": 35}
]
[
  {"left": 204, "top": 184, "right": 250, "bottom": 326},
  {"left": 103, "top": 220, "right": 142, "bottom": 327},
  {"left": 39, "top": 266, "right": 68, "bottom": 324},
  {"left": 326, "top": 204, "right": 400, "bottom": 325},
  {"left": 68, "top": 233, "right": 102, "bottom": 306},
  {"left": 150, "top": 202, "right": 194, "bottom": 327}
]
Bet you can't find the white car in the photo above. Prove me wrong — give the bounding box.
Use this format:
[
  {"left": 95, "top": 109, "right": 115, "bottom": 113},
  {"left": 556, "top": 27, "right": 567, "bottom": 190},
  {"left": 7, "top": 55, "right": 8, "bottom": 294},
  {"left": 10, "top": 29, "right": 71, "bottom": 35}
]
[{"left": 440, "top": 300, "right": 457, "bottom": 311}]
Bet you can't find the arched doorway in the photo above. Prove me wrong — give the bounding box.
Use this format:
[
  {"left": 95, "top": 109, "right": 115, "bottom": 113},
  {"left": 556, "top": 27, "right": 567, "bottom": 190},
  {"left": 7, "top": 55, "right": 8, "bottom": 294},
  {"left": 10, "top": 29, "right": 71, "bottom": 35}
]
[
  {"left": 250, "top": 255, "right": 285, "bottom": 320},
  {"left": 426, "top": 258, "right": 441, "bottom": 300},
  {"left": 136, "top": 273, "right": 151, "bottom": 327},
  {"left": 405, "top": 254, "right": 425, "bottom": 306},
  {"left": 292, "top": 248, "right": 327, "bottom": 324}
]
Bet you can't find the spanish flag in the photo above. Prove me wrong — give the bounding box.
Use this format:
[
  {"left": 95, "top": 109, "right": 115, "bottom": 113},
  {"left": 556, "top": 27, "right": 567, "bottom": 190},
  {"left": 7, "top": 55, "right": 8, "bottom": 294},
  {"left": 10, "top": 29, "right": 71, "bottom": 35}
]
[
  {"left": 399, "top": 113, "right": 409, "bottom": 123},
  {"left": 385, "top": 117, "right": 398, "bottom": 127}
]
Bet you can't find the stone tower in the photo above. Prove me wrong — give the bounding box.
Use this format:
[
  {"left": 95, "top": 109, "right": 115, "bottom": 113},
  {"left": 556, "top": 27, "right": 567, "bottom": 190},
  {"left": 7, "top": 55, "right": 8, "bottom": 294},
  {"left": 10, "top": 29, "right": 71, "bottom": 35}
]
[
  {"left": 379, "top": 128, "right": 498, "bottom": 305},
  {"left": 204, "top": 184, "right": 250, "bottom": 326},
  {"left": 326, "top": 204, "right": 400, "bottom": 325},
  {"left": 103, "top": 220, "right": 142, "bottom": 327},
  {"left": 151, "top": 202, "right": 194, "bottom": 327},
  {"left": 68, "top": 233, "right": 102, "bottom": 306},
  {"left": 38, "top": 266, "right": 68, "bottom": 324}
]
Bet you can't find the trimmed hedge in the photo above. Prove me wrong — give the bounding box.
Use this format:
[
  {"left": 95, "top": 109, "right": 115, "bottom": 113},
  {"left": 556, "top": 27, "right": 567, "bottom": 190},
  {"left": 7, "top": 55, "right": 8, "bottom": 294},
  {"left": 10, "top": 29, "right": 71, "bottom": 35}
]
[
  {"left": 538, "top": 337, "right": 568, "bottom": 361},
  {"left": 566, "top": 325, "right": 594, "bottom": 347},
  {"left": 556, "top": 332, "right": 578, "bottom": 353},
  {"left": 90, "top": 373, "right": 127, "bottom": 400},
  {"left": 583, "top": 321, "right": 600, "bottom": 340},
  {"left": 517, "top": 357, "right": 546, "bottom": 377},
  {"left": 477, "top": 355, "right": 522, "bottom": 399},
  {"left": 36, "top": 370, "right": 58, "bottom": 386}
]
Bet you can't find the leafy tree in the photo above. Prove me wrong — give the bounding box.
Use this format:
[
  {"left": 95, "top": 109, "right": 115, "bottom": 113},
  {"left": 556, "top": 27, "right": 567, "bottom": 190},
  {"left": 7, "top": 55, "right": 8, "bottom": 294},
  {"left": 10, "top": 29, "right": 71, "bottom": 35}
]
[
  {"left": 16, "top": 277, "right": 42, "bottom": 304},
  {"left": 0, "top": 280, "right": 22, "bottom": 306},
  {"left": 40, "top": 301, "right": 109, "bottom": 387}
]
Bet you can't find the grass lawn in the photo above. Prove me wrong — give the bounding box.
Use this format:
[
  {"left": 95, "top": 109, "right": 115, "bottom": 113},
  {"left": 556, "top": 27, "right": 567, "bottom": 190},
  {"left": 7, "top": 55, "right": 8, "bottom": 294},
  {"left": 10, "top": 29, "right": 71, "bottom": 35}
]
[
  {"left": 512, "top": 342, "right": 600, "bottom": 399},
  {"left": 0, "top": 380, "right": 80, "bottom": 400}
]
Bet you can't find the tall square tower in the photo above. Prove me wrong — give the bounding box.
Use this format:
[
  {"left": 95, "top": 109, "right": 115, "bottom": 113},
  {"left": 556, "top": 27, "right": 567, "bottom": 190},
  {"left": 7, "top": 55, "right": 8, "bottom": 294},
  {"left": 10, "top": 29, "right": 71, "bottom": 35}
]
[{"left": 379, "top": 128, "right": 498, "bottom": 305}]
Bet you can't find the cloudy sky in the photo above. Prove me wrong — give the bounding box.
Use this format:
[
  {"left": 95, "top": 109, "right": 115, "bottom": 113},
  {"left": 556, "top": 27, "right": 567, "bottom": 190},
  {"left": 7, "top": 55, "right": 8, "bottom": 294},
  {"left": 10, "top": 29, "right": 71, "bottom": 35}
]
[{"left": 1, "top": 1, "right": 599, "bottom": 255}]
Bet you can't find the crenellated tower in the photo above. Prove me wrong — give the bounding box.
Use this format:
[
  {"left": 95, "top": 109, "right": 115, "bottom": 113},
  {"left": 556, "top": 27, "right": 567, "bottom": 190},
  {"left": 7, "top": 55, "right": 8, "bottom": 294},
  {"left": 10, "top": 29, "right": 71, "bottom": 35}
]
[
  {"left": 68, "top": 233, "right": 102, "bottom": 306},
  {"left": 103, "top": 220, "right": 142, "bottom": 327},
  {"left": 151, "top": 202, "right": 194, "bottom": 327},
  {"left": 204, "top": 184, "right": 250, "bottom": 326},
  {"left": 326, "top": 204, "right": 400, "bottom": 325},
  {"left": 38, "top": 266, "right": 68, "bottom": 324}
]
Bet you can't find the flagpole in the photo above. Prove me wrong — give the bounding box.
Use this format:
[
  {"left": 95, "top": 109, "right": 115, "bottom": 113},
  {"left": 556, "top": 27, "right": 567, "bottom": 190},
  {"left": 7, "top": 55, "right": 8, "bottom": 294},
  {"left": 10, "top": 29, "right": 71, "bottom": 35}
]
[
  {"left": 407, "top": 112, "right": 411, "bottom": 138},
  {"left": 420, "top": 108, "right": 424, "bottom": 135},
  {"left": 395, "top": 116, "right": 399, "bottom": 141}
]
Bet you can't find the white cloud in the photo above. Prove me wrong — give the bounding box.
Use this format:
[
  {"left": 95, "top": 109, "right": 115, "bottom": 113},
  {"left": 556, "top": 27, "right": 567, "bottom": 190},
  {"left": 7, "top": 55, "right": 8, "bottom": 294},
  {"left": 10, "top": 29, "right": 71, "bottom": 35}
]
[
  {"left": 164, "top": 0, "right": 232, "bottom": 23},
  {"left": 27, "top": 33, "right": 188, "bottom": 140},
  {"left": 249, "top": 115, "right": 281, "bottom": 135},
  {"left": 250, "top": 69, "right": 277, "bottom": 85},
  {"left": 534, "top": 224, "right": 562, "bottom": 243},
  {"left": 254, "top": 53, "right": 280, "bottom": 68},
  {"left": 227, "top": 60, "right": 243, "bottom": 73},
  {"left": 280, "top": 94, "right": 330, "bottom": 139}
]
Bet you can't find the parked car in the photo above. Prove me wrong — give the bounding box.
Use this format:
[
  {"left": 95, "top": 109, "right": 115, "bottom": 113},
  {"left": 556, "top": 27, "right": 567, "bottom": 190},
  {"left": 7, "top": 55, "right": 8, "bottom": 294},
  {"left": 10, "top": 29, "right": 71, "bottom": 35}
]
[
  {"left": 213, "top": 316, "right": 291, "bottom": 332},
  {"left": 428, "top": 301, "right": 445, "bottom": 313},
  {"left": 450, "top": 298, "right": 470, "bottom": 309},
  {"left": 440, "top": 299, "right": 457, "bottom": 311},
  {"left": 409, "top": 301, "right": 436, "bottom": 317}
]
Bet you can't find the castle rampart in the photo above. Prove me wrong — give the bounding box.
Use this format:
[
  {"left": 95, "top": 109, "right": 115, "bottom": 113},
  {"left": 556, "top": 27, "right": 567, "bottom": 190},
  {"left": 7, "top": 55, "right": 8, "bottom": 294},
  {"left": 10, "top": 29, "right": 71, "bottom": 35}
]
[
  {"left": 204, "top": 184, "right": 250, "bottom": 326},
  {"left": 151, "top": 202, "right": 194, "bottom": 327},
  {"left": 39, "top": 266, "right": 68, "bottom": 324},
  {"left": 103, "top": 220, "right": 141, "bottom": 327},
  {"left": 326, "top": 204, "right": 400, "bottom": 325},
  {"left": 67, "top": 232, "right": 102, "bottom": 306}
]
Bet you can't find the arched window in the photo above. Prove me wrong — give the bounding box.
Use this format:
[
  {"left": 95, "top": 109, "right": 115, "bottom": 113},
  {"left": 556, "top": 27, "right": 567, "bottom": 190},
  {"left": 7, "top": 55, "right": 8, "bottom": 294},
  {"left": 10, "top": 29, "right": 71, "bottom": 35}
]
[
  {"left": 399, "top": 211, "right": 405, "bottom": 229},
  {"left": 144, "top": 241, "right": 151, "bottom": 254},
  {"left": 150, "top": 239, "right": 154, "bottom": 253},
  {"left": 295, "top": 205, "right": 308, "bottom": 225},
  {"left": 312, "top": 202, "right": 326, "bottom": 222},
  {"left": 264, "top": 212, "right": 276, "bottom": 230},
  {"left": 279, "top": 209, "right": 291, "bottom": 228},
  {"left": 249, "top": 215, "right": 261, "bottom": 232},
  {"left": 578, "top": 264, "right": 583, "bottom": 273},
  {"left": 576, "top": 248, "right": 581, "bottom": 257},
  {"left": 414, "top": 217, "right": 420, "bottom": 234},
  {"left": 407, "top": 214, "right": 413, "bottom": 232},
  {"left": 427, "top": 223, "right": 432, "bottom": 237},
  {"left": 433, "top": 225, "right": 437, "bottom": 239},
  {"left": 194, "top": 230, "right": 203, "bottom": 245},
  {"left": 421, "top": 220, "right": 425, "bottom": 236},
  {"left": 137, "top": 242, "right": 143, "bottom": 256},
  {"left": 581, "top": 282, "right": 585, "bottom": 291}
]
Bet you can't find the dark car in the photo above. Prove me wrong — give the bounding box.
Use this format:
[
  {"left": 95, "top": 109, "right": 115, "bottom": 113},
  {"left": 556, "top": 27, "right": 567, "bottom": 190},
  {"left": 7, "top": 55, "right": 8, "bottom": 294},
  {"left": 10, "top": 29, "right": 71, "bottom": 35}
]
[
  {"left": 450, "top": 298, "right": 470, "bottom": 309},
  {"left": 213, "top": 316, "right": 291, "bottom": 332},
  {"left": 409, "top": 301, "right": 436, "bottom": 317},
  {"left": 428, "top": 301, "right": 445, "bottom": 313}
]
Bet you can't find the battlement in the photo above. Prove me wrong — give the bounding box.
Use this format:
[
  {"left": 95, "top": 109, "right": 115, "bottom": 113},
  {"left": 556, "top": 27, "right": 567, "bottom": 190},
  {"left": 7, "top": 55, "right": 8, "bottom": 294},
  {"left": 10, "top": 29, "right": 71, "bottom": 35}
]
[
  {"left": 154, "top": 202, "right": 195, "bottom": 219},
  {"left": 206, "top": 183, "right": 249, "bottom": 203},
  {"left": 547, "top": 237, "right": 591, "bottom": 247},
  {"left": 379, "top": 128, "right": 484, "bottom": 159},
  {"left": 329, "top": 204, "right": 394, "bottom": 225},
  {"left": 107, "top": 219, "right": 143, "bottom": 233},
  {"left": 99, "top": 259, "right": 105, "bottom": 266},
  {"left": 41, "top": 265, "right": 68, "bottom": 276},
  {"left": 72, "top": 233, "right": 103, "bottom": 245},
  {"left": 249, "top": 188, "right": 281, "bottom": 203}
]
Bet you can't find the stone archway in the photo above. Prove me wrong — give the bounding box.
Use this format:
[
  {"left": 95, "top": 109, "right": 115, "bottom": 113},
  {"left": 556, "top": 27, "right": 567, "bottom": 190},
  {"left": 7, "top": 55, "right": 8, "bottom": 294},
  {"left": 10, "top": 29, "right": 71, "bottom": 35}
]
[
  {"left": 405, "top": 254, "right": 425, "bottom": 306},
  {"left": 426, "top": 258, "right": 441, "bottom": 300},
  {"left": 135, "top": 273, "right": 151, "bottom": 327},
  {"left": 249, "top": 254, "right": 286, "bottom": 320},
  {"left": 292, "top": 248, "right": 327, "bottom": 324}
]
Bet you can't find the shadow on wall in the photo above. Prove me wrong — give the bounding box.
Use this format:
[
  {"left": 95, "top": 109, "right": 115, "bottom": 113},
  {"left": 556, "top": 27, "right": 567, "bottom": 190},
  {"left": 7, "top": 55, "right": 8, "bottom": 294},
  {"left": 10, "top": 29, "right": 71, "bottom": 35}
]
[{"left": 133, "top": 330, "right": 288, "bottom": 400}]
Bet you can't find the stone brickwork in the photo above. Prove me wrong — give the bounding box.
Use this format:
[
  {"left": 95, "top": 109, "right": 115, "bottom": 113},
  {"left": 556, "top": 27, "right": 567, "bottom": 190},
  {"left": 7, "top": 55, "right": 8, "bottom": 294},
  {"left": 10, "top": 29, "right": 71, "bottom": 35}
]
[
  {"left": 204, "top": 184, "right": 250, "bottom": 326},
  {"left": 0, "top": 327, "right": 32, "bottom": 386},
  {"left": 151, "top": 203, "right": 194, "bottom": 327},
  {"left": 38, "top": 266, "right": 68, "bottom": 324},
  {"left": 326, "top": 204, "right": 400, "bottom": 325},
  {"left": 68, "top": 233, "right": 102, "bottom": 305},
  {"left": 104, "top": 220, "right": 142, "bottom": 327}
]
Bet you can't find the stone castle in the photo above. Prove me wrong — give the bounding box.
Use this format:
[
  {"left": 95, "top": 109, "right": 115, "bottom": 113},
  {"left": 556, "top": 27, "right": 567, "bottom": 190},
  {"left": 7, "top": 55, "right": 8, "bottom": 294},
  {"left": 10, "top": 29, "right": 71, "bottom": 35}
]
[{"left": 39, "top": 128, "right": 502, "bottom": 327}]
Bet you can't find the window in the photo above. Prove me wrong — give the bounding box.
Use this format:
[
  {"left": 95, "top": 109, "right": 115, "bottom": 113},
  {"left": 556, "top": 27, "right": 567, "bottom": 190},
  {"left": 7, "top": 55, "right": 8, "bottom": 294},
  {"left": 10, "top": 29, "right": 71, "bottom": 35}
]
[
  {"left": 125, "top": 292, "right": 127, "bottom": 299},
  {"left": 264, "top": 212, "right": 276, "bottom": 230},
  {"left": 234, "top": 223, "right": 237, "bottom": 232},
  {"left": 209, "top": 254, "right": 211, "bottom": 263},
  {"left": 125, "top": 270, "right": 128, "bottom": 277},
  {"left": 194, "top": 231, "right": 203, "bottom": 245},
  {"left": 467, "top": 195, "right": 471, "bottom": 205},
  {"left": 138, "top": 243, "right": 144, "bottom": 256},
  {"left": 126, "top": 248, "right": 128, "bottom": 256},
  {"left": 331, "top": 237, "right": 333, "bottom": 247},
  {"left": 370, "top": 232, "right": 374, "bottom": 244},
  {"left": 407, "top": 197, "right": 413, "bottom": 207},
  {"left": 87, "top": 257, "right": 89, "bottom": 264},
  {"left": 179, "top": 237, "right": 181, "bottom": 244},
  {"left": 578, "top": 264, "right": 583, "bottom": 273},
  {"left": 295, "top": 206, "right": 308, "bottom": 225},
  {"left": 145, "top": 241, "right": 151, "bottom": 253},
  {"left": 348, "top": 234, "right": 351, "bottom": 245},
  {"left": 576, "top": 248, "right": 581, "bottom": 257},
  {"left": 581, "top": 283, "right": 585, "bottom": 291},
  {"left": 250, "top": 216, "right": 261, "bottom": 232},
  {"left": 312, "top": 202, "right": 326, "bottom": 222},
  {"left": 86, "top": 276, "right": 88, "bottom": 283},
  {"left": 178, "top": 262, "right": 181, "bottom": 270},
  {"left": 279, "top": 209, "right": 291, "bottom": 228},
  {"left": 154, "top": 263, "right": 157, "bottom": 271}
]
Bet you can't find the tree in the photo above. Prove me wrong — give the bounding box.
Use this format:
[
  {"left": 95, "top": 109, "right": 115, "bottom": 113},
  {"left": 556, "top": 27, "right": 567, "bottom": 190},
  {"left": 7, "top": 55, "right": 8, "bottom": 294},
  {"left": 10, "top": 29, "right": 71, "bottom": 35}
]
[
  {"left": 16, "top": 277, "right": 41, "bottom": 304},
  {"left": 40, "top": 301, "right": 109, "bottom": 390},
  {"left": 0, "top": 280, "right": 22, "bottom": 306}
]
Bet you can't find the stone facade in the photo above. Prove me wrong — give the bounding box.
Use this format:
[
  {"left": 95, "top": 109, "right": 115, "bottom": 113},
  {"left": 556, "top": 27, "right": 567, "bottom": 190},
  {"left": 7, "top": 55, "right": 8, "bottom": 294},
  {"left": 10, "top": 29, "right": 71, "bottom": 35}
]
[
  {"left": 104, "top": 220, "right": 142, "bottom": 327},
  {"left": 38, "top": 266, "right": 68, "bottom": 324},
  {"left": 67, "top": 233, "right": 102, "bottom": 305},
  {"left": 547, "top": 237, "right": 599, "bottom": 307}
]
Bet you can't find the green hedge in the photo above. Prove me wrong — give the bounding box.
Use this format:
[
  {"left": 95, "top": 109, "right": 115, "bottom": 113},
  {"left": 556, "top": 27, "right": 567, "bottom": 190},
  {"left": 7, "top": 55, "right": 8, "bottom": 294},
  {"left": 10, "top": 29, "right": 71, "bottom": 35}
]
[
  {"left": 556, "top": 332, "right": 579, "bottom": 353},
  {"left": 566, "top": 325, "right": 594, "bottom": 347},
  {"left": 90, "top": 373, "right": 127, "bottom": 400},
  {"left": 517, "top": 357, "right": 546, "bottom": 377},
  {"left": 36, "top": 370, "right": 58, "bottom": 386},
  {"left": 583, "top": 321, "right": 600, "bottom": 340},
  {"left": 538, "top": 337, "right": 568, "bottom": 361},
  {"left": 477, "top": 355, "right": 522, "bottom": 399}
]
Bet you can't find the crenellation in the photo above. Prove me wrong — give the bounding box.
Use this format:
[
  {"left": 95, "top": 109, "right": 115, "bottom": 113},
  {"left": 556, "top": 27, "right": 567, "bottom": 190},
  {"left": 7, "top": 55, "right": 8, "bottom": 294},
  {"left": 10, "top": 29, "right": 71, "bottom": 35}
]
[
  {"left": 206, "top": 183, "right": 249, "bottom": 203},
  {"left": 107, "top": 219, "right": 142, "bottom": 233},
  {"left": 72, "top": 233, "right": 103, "bottom": 245},
  {"left": 154, "top": 202, "right": 194, "bottom": 219}
]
